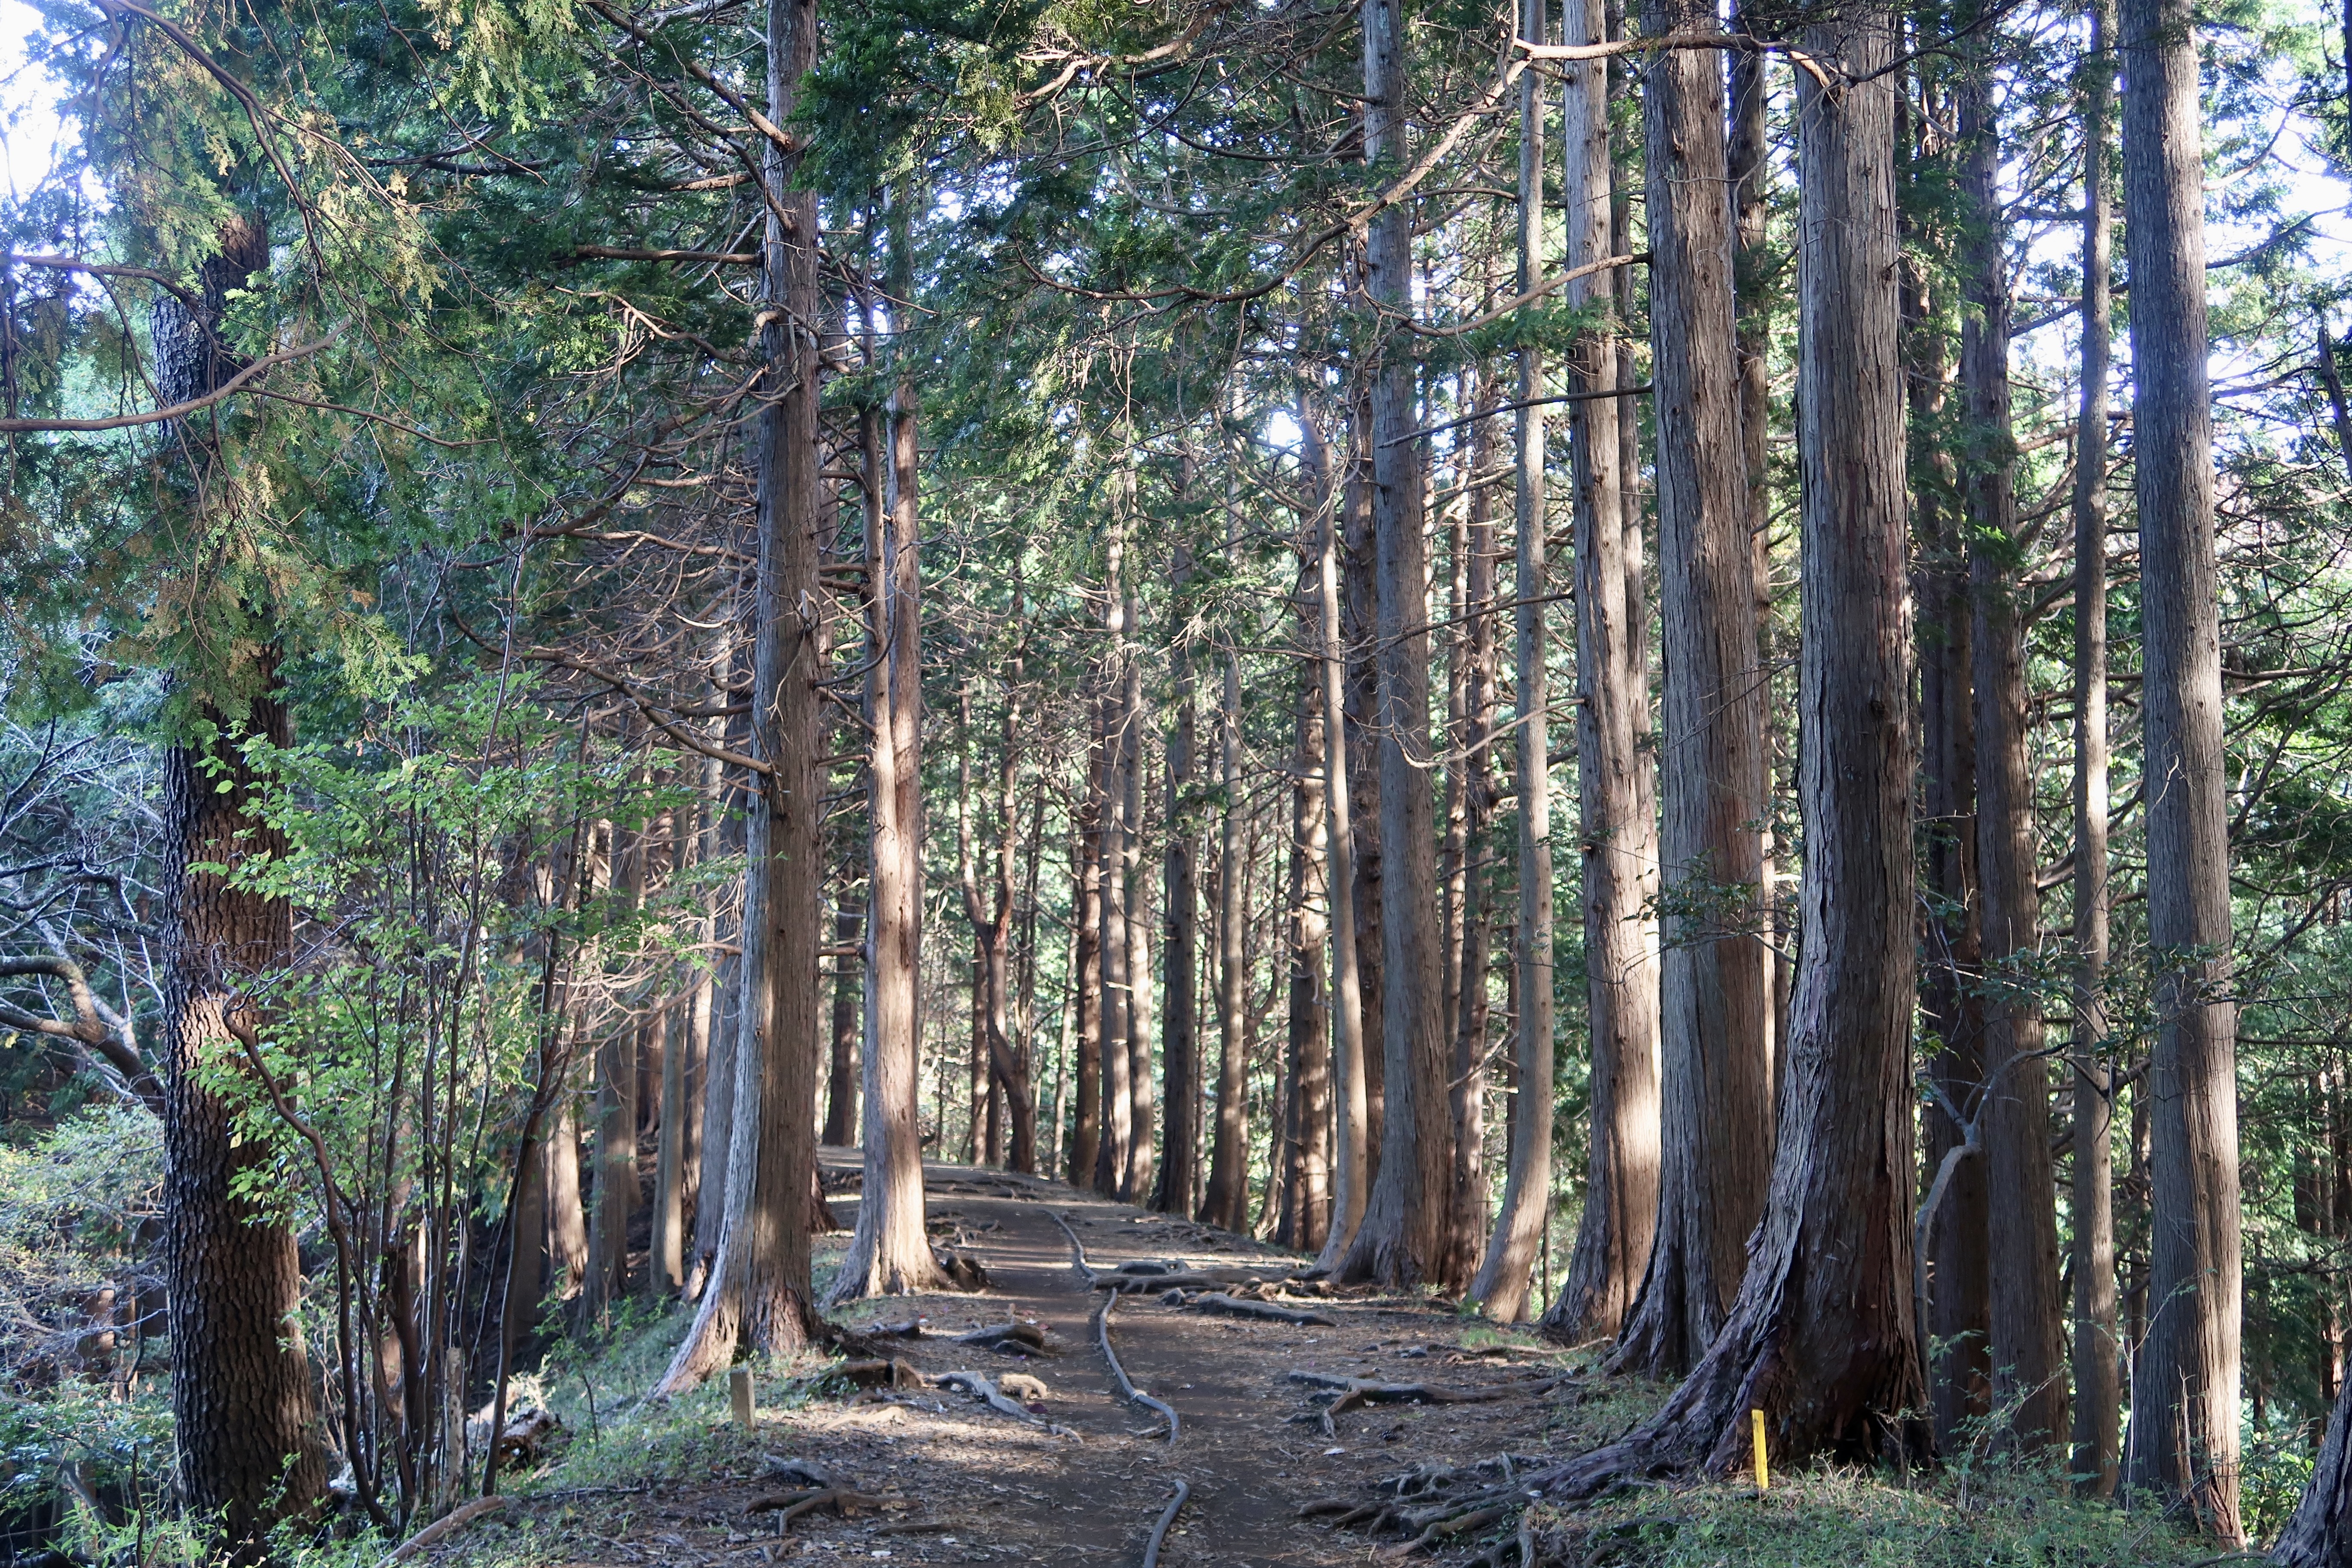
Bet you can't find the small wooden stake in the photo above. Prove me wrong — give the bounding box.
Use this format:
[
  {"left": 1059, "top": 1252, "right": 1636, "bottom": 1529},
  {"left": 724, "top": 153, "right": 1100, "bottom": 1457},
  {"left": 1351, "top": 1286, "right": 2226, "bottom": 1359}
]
[
  {"left": 1750, "top": 1408, "right": 1768, "bottom": 1491},
  {"left": 730, "top": 1367, "right": 755, "bottom": 1427}
]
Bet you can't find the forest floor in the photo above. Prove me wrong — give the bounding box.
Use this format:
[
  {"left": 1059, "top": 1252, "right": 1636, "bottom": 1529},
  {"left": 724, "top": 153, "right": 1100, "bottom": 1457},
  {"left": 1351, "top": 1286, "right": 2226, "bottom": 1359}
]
[{"left": 431, "top": 1158, "right": 2220, "bottom": 1568}]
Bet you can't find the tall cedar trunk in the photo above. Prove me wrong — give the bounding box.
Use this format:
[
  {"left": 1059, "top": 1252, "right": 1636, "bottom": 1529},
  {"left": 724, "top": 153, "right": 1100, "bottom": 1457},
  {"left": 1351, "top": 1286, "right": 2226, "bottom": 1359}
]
[
  {"left": 1097, "top": 536, "right": 1136, "bottom": 1196},
  {"left": 153, "top": 212, "right": 328, "bottom": 1556},
  {"left": 1157, "top": 539, "right": 1202, "bottom": 1212},
  {"left": 1204, "top": 564, "right": 1257, "bottom": 1230},
  {"left": 1543, "top": 14, "right": 1925, "bottom": 1483},
  {"left": 1614, "top": 0, "right": 1771, "bottom": 1378},
  {"left": 1286, "top": 600, "right": 1335, "bottom": 1252},
  {"left": 1072, "top": 740, "right": 1106, "bottom": 1185},
  {"left": 160, "top": 675, "right": 331, "bottom": 1558},
  {"left": 827, "top": 211, "right": 946, "bottom": 1302},
  {"left": 993, "top": 655, "right": 1036, "bottom": 1172},
  {"left": 824, "top": 899, "right": 861, "bottom": 1145},
  {"left": 1303, "top": 405, "right": 1371, "bottom": 1264},
  {"left": 1337, "top": 0, "right": 1452, "bottom": 1284},
  {"left": 2069, "top": 0, "right": 2121, "bottom": 1495},
  {"left": 654, "top": 786, "right": 697, "bottom": 1289},
  {"left": 1343, "top": 394, "right": 1387, "bottom": 1180},
  {"left": 1542, "top": 0, "right": 1660, "bottom": 1333},
  {"left": 1960, "top": 38, "right": 2066, "bottom": 1452},
  {"left": 691, "top": 704, "right": 745, "bottom": 1284},
  {"left": 2121, "top": 0, "right": 2242, "bottom": 1528},
  {"left": 1121, "top": 598, "right": 1156, "bottom": 1202},
  {"left": 1443, "top": 380, "right": 1500, "bottom": 1292},
  {"left": 659, "top": 0, "right": 824, "bottom": 1378},
  {"left": 1474, "top": 0, "right": 1569, "bottom": 1320}
]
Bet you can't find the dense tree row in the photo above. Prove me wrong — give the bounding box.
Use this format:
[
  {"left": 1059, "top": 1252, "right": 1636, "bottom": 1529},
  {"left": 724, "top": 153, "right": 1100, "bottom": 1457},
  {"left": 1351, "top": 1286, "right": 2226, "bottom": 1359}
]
[{"left": 10, "top": 0, "right": 2352, "bottom": 1554}]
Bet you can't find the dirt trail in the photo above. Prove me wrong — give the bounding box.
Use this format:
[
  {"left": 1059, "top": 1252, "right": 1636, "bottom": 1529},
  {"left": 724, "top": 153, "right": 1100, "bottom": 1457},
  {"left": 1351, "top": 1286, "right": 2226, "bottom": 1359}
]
[{"left": 493, "top": 1158, "right": 1583, "bottom": 1568}]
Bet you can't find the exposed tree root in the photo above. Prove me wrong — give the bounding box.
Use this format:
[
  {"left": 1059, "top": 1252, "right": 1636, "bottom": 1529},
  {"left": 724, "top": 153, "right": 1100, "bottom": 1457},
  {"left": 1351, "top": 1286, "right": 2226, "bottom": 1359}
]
[
  {"left": 743, "top": 1487, "right": 892, "bottom": 1525},
  {"left": 1093, "top": 1289, "right": 1180, "bottom": 1443},
  {"left": 1048, "top": 1210, "right": 1097, "bottom": 1283},
  {"left": 1140, "top": 1478, "right": 1190, "bottom": 1568},
  {"left": 1185, "top": 1292, "right": 1336, "bottom": 1326},
  {"left": 1096, "top": 1269, "right": 1296, "bottom": 1293},
  {"left": 950, "top": 1320, "right": 1060, "bottom": 1355}
]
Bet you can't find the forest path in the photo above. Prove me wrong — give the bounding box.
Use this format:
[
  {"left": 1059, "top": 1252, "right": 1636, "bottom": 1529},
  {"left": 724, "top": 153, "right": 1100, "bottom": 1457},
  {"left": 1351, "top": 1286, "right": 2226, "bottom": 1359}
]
[{"left": 610, "top": 1155, "right": 1568, "bottom": 1568}]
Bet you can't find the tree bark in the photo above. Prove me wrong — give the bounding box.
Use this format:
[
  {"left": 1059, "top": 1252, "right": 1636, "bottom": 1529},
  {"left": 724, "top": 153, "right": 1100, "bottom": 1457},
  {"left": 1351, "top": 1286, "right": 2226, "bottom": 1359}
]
[
  {"left": 153, "top": 213, "right": 328, "bottom": 1558},
  {"left": 1284, "top": 617, "right": 1335, "bottom": 1253},
  {"left": 1613, "top": 0, "right": 1771, "bottom": 1378},
  {"left": 1474, "top": 0, "right": 1570, "bottom": 1323},
  {"left": 1072, "top": 746, "right": 1106, "bottom": 1186},
  {"left": 1343, "top": 393, "right": 1387, "bottom": 1183},
  {"left": 827, "top": 197, "right": 946, "bottom": 1304},
  {"left": 1960, "top": 31, "right": 2065, "bottom": 1454},
  {"left": 1540, "top": 0, "right": 1660, "bottom": 1336},
  {"left": 1336, "top": 0, "right": 1452, "bottom": 1286},
  {"left": 824, "top": 898, "right": 861, "bottom": 1146},
  {"left": 2070, "top": 0, "right": 2121, "bottom": 1495},
  {"left": 656, "top": 0, "right": 825, "bottom": 1375},
  {"left": 1157, "top": 539, "right": 1202, "bottom": 1213},
  {"left": 1121, "top": 593, "right": 1157, "bottom": 1203},
  {"left": 2121, "top": 0, "right": 2241, "bottom": 1527},
  {"left": 1204, "top": 560, "right": 1257, "bottom": 1232},
  {"left": 586, "top": 818, "right": 638, "bottom": 1320},
  {"left": 1097, "top": 531, "right": 1136, "bottom": 1196}
]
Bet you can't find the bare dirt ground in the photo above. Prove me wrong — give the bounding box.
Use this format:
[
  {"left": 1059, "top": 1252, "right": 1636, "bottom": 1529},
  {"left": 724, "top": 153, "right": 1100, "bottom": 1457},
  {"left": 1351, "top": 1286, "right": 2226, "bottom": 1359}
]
[{"left": 471, "top": 1156, "right": 1624, "bottom": 1568}]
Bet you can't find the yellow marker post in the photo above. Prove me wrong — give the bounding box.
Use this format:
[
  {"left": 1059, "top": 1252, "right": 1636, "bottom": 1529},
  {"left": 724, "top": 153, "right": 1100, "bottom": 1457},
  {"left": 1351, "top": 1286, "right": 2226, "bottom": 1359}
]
[{"left": 1750, "top": 1409, "right": 1769, "bottom": 1491}]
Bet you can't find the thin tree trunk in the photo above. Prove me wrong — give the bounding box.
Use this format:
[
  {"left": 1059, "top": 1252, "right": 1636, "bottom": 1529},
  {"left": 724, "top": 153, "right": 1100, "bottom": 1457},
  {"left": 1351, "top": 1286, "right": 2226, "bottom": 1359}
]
[
  {"left": 1308, "top": 405, "right": 1370, "bottom": 1270},
  {"left": 1337, "top": 0, "right": 1452, "bottom": 1285},
  {"left": 1476, "top": 0, "right": 1577, "bottom": 1322},
  {"left": 2069, "top": 0, "right": 2121, "bottom": 1494},
  {"left": 824, "top": 899, "right": 861, "bottom": 1146},
  {"left": 1204, "top": 587, "right": 1256, "bottom": 1231},
  {"left": 1343, "top": 393, "right": 1386, "bottom": 1182},
  {"left": 1072, "top": 751, "right": 1105, "bottom": 1186},
  {"left": 827, "top": 198, "right": 946, "bottom": 1303},
  {"left": 1960, "top": 31, "right": 2066, "bottom": 1454},
  {"left": 1612, "top": 0, "right": 1771, "bottom": 1378},
  {"left": 2120, "top": 0, "right": 2241, "bottom": 1526},
  {"left": 586, "top": 818, "right": 639, "bottom": 1320},
  {"left": 1122, "top": 610, "right": 1156, "bottom": 1203},
  {"left": 1157, "top": 538, "right": 1202, "bottom": 1213},
  {"left": 1098, "top": 535, "right": 1135, "bottom": 1195},
  {"left": 1286, "top": 629, "right": 1335, "bottom": 1253}
]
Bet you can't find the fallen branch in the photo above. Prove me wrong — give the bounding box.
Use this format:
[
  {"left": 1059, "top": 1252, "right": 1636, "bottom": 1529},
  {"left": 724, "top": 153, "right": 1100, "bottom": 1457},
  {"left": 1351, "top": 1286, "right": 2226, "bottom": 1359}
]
[
  {"left": 1286, "top": 1372, "right": 1516, "bottom": 1439},
  {"left": 952, "top": 1320, "right": 1060, "bottom": 1356},
  {"left": 1141, "top": 1479, "right": 1191, "bottom": 1568},
  {"left": 1187, "top": 1293, "right": 1336, "bottom": 1327},
  {"left": 743, "top": 1487, "right": 891, "bottom": 1526},
  {"left": 379, "top": 1497, "right": 508, "bottom": 1565},
  {"left": 1094, "top": 1289, "right": 1180, "bottom": 1444},
  {"left": 1379, "top": 1503, "right": 1513, "bottom": 1559}
]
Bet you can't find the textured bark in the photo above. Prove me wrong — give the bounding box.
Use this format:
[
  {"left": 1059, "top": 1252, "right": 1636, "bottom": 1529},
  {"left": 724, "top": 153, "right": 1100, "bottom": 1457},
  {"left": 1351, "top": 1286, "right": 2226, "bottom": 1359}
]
[
  {"left": 153, "top": 214, "right": 327, "bottom": 1559},
  {"left": 1960, "top": 38, "right": 2065, "bottom": 1455},
  {"left": 586, "top": 819, "right": 639, "bottom": 1319},
  {"left": 1309, "top": 404, "right": 1371, "bottom": 1269},
  {"left": 2275, "top": 1371, "right": 2352, "bottom": 1565},
  {"left": 1342, "top": 398, "right": 1387, "bottom": 1181},
  {"left": 827, "top": 214, "right": 946, "bottom": 1304},
  {"left": 1283, "top": 645, "right": 1335, "bottom": 1252},
  {"left": 1156, "top": 539, "right": 1202, "bottom": 1213},
  {"left": 1335, "top": 0, "right": 1451, "bottom": 1285},
  {"left": 1121, "top": 606, "right": 1156, "bottom": 1203},
  {"left": 1468, "top": 0, "right": 1557, "bottom": 1321},
  {"left": 1531, "top": 20, "right": 1923, "bottom": 1484},
  {"left": 1441, "top": 377, "right": 1501, "bottom": 1293},
  {"left": 1071, "top": 748, "right": 1106, "bottom": 1187},
  {"left": 656, "top": 0, "right": 825, "bottom": 1376},
  {"left": 1542, "top": 0, "right": 1659, "bottom": 1337},
  {"left": 1614, "top": 0, "right": 1771, "bottom": 1378},
  {"left": 2121, "top": 0, "right": 2241, "bottom": 1528},
  {"left": 159, "top": 677, "right": 329, "bottom": 1559},
  {"left": 1097, "top": 539, "right": 1136, "bottom": 1196},
  {"left": 2070, "top": 0, "right": 2121, "bottom": 1493},
  {"left": 1204, "top": 585, "right": 1257, "bottom": 1232}
]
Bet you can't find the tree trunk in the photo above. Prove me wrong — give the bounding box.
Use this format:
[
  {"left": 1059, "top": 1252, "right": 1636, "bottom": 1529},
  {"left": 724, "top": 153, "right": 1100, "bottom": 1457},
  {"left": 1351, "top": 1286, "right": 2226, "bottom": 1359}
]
[
  {"left": 1204, "top": 592, "right": 1256, "bottom": 1232},
  {"left": 1309, "top": 405, "right": 1371, "bottom": 1270},
  {"left": 827, "top": 200, "right": 946, "bottom": 1304},
  {"left": 1540, "top": 0, "right": 1660, "bottom": 1336},
  {"left": 1613, "top": 0, "right": 1771, "bottom": 1378},
  {"left": 153, "top": 213, "right": 328, "bottom": 1556},
  {"left": 1336, "top": 0, "right": 1452, "bottom": 1285},
  {"left": 1343, "top": 394, "right": 1387, "bottom": 1182},
  {"left": 1960, "top": 34, "right": 2065, "bottom": 1454},
  {"left": 657, "top": 0, "right": 825, "bottom": 1379},
  {"left": 1157, "top": 541, "right": 1202, "bottom": 1213},
  {"left": 1475, "top": 0, "right": 1575, "bottom": 1322},
  {"left": 993, "top": 657, "right": 1036, "bottom": 1173},
  {"left": 159, "top": 675, "right": 330, "bottom": 1558},
  {"left": 1285, "top": 629, "right": 1335, "bottom": 1252},
  {"left": 2069, "top": 0, "right": 2121, "bottom": 1495},
  {"left": 1072, "top": 751, "right": 1105, "bottom": 1186},
  {"left": 1121, "top": 608, "right": 1156, "bottom": 1203},
  {"left": 586, "top": 819, "right": 638, "bottom": 1320},
  {"left": 1540, "top": 10, "right": 1924, "bottom": 1488},
  {"left": 1097, "top": 540, "right": 1136, "bottom": 1195},
  {"left": 2121, "top": 0, "right": 2241, "bottom": 1526}
]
